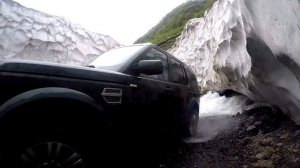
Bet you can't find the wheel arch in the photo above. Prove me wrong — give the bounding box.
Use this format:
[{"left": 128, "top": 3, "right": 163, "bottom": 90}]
[{"left": 0, "top": 87, "right": 104, "bottom": 120}]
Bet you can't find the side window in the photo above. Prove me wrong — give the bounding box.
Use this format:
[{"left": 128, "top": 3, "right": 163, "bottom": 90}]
[
  {"left": 169, "top": 58, "right": 186, "bottom": 85},
  {"left": 139, "top": 48, "right": 169, "bottom": 81}
]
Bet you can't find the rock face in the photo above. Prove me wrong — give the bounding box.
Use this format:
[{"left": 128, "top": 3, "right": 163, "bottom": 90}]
[
  {"left": 0, "top": 0, "right": 121, "bottom": 65},
  {"left": 171, "top": 0, "right": 300, "bottom": 123}
]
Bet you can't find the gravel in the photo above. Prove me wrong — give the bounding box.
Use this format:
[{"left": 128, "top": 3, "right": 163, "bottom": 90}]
[{"left": 149, "top": 106, "right": 300, "bottom": 168}]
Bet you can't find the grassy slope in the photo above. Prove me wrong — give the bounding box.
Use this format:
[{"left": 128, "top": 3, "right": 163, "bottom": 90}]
[{"left": 135, "top": 0, "right": 216, "bottom": 50}]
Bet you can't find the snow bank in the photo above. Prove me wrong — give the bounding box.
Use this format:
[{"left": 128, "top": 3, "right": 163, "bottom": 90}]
[
  {"left": 0, "top": 0, "right": 121, "bottom": 65},
  {"left": 171, "top": 0, "right": 300, "bottom": 123}
]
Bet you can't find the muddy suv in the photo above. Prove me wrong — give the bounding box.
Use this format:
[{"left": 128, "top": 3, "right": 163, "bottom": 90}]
[{"left": 0, "top": 43, "right": 200, "bottom": 167}]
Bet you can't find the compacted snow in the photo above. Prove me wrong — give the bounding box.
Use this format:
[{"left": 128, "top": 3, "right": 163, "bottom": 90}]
[
  {"left": 0, "top": 0, "right": 121, "bottom": 65},
  {"left": 171, "top": 0, "right": 300, "bottom": 124}
]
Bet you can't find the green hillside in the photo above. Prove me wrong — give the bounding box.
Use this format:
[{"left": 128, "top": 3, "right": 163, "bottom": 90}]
[{"left": 135, "top": 0, "right": 216, "bottom": 50}]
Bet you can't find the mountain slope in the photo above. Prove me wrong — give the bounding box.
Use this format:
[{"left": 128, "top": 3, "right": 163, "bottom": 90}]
[{"left": 135, "top": 0, "right": 216, "bottom": 50}]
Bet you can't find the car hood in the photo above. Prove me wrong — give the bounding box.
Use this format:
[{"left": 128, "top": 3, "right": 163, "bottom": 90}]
[{"left": 0, "top": 60, "right": 132, "bottom": 84}]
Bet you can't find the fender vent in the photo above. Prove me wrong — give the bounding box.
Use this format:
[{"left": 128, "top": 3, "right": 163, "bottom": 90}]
[{"left": 101, "top": 88, "right": 122, "bottom": 104}]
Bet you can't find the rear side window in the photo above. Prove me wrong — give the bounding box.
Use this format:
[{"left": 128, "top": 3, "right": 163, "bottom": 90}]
[
  {"left": 169, "top": 58, "right": 187, "bottom": 85},
  {"left": 185, "top": 66, "right": 198, "bottom": 88}
]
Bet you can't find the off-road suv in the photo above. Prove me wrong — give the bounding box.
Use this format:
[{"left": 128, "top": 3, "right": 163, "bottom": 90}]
[{"left": 0, "top": 43, "right": 200, "bottom": 167}]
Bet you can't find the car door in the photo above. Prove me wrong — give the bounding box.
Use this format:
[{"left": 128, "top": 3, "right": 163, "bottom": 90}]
[
  {"left": 167, "top": 57, "right": 189, "bottom": 127},
  {"left": 126, "top": 47, "right": 174, "bottom": 134}
]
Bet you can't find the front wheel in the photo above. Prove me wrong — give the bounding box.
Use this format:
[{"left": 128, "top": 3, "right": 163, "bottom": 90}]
[{"left": 0, "top": 102, "right": 110, "bottom": 168}]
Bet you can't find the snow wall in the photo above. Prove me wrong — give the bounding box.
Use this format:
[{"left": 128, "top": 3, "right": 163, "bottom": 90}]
[
  {"left": 171, "top": 0, "right": 300, "bottom": 123},
  {"left": 0, "top": 0, "right": 121, "bottom": 65}
]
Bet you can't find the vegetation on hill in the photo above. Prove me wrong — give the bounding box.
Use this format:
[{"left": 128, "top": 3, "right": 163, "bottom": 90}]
[{"left": 135, "top": 0, "right": 217, "bottom": 50}]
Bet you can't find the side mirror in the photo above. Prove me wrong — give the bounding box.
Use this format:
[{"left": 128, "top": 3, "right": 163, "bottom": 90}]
[{"left": 137, "top": 60, "right": 163, "bottom": 75}]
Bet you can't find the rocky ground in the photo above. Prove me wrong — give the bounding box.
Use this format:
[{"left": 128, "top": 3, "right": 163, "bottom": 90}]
[{"left": 153, "top": 106, "right": 300, "bottom": 168}]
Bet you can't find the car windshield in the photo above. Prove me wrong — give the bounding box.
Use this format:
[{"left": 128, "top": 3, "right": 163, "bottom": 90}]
[{"left": 88, "top": 45, "right": 144, "bottom": 71}]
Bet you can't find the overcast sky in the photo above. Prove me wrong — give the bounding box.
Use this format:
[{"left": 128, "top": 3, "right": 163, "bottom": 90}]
[{"left": 14, "top": 0, "right": 189, "bottom": 45}]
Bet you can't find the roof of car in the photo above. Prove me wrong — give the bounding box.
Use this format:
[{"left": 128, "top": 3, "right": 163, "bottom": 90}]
[{"left": 120, "top": 43, "right": 189, "bottom": 66}]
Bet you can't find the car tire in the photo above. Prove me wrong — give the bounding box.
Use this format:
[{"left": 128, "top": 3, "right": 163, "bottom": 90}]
[{"left": 0, "top": 101, "right": 110, "bottom": 168}]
